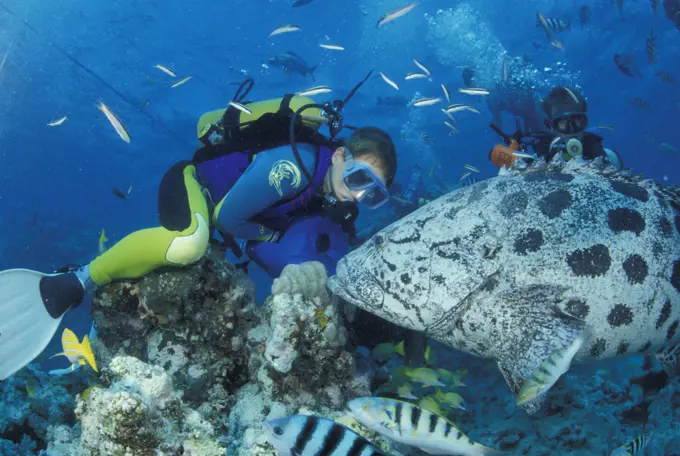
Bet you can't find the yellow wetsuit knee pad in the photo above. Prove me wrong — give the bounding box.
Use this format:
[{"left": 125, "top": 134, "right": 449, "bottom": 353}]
[{"left": 165, "top": 212, "right": 210, "bottom": 265}]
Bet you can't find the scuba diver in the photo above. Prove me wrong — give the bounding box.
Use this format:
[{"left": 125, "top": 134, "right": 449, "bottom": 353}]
[
  {"left": 0, "top": 74, "right": 398, "bottom": 381},
  {"left": 489, "top": 85, "right": 623, "bottom": 169}
]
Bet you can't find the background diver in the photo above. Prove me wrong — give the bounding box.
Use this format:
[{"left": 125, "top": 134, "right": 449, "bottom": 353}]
[
  {"left": 489, "top": 85, "right": 623, "bottom": 169},
  {"left": 0, "top": 80, "right": 399, "bottom": 381}
]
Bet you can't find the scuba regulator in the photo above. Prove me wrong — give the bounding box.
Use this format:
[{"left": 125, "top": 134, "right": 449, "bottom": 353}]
[
  {"left": 549, "top": 136, "right": 583, "bottom": 160},
  {"left": 288, "top": 69, "right": 375, "bottom": 232}
]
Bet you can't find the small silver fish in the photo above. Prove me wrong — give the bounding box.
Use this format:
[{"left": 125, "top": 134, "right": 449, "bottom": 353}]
[
  {"left": 269, "top": 24, "right": 301, "bottom": 37},
  {"left": 444, "top": 121, "right": 459, "bottom": 134},
  {"left": 441, "top": 108, "right": 455, "bottom": 121},
  {"left": 464, "top": 164, "right": 479, "bottom": 173},
  {"left": 153, "top": 64, "right": 176, "bottom": 77},
  {"left": 228, "top": 101, "right": 253, "bottom": 115},
  {"left": 441, "top": 84, "right": 451, "bottom": 103},
  {"left": 296, "top": 85, "right": 332, "bottom": 97},
  {"left": 170, "top": 76, "right": 192, "bottom": 88},
  {"left": 379, "top": 72, "right": 399, "bottom": 91},
  {"left": 502, "top": 55, "right": 509, "bottom": 82},
  {"left": 405, "top": 72, "right": 428, "bottom": 80},
  {"left": 512, "top": 152, "right": 536, "bottom": 160},
  {"left": 413, "top": 58, "right": 430, "bottom": 76},
  {"left": 47, "top": 116, "right": 68, "bottom": 127},
  {"left": 97, "top": 102, "right": 130, "bottom": 143},
  {"left": 319, "top": 44, "right": 344, "bottom": 51},
  {"left": 458, "top": 87, "right": 489, "bottom": 96},
  {"left": 446, "top": 104, "right": 480, "bottom": 114},
  {"left": 376, "top": 3, "right": 418, "bottom": 27},
  {"left": 459, "top": 171, "right": 471, "bottom": 181},
  {"left": 413, "top": 97, "right": 441, "bottom": 107}
]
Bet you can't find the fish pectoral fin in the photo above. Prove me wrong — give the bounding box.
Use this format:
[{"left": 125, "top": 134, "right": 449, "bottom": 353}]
[
  {"left": 656, "top": 340, "right": 680, "bottom": 376},
  {"left": 488, "top": 285, "right": 586, "bottom": 414}
]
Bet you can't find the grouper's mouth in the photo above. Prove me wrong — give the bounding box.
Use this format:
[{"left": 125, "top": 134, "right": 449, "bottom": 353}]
[{"left": 326, "top": 257, "right": 385, "bottom": 310}]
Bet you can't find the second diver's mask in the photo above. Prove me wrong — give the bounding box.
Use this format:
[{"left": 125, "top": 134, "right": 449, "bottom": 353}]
[
  {"left": 342, "top": 149, "right": 390, "bottom": 209},
  {"left": 547, "top": 112, "right": 588, "bottom": 135}
]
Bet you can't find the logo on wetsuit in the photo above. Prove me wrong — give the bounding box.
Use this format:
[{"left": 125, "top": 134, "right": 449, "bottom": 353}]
[{"left": 268, "top": 160, "right": 302, "bottom": 196}]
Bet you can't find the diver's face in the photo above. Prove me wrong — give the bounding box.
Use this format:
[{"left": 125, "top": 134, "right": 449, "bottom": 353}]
[{"left": 328, "top": 147, "right": 387, "bottom": 203}]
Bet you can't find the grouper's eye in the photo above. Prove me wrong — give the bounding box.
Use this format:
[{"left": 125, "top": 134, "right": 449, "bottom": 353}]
[{"left": 372, "top": 235, "right": 384, "bottom": 247}]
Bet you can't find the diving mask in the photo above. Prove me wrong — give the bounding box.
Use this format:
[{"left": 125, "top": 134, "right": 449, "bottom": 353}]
[
  {"left": 342, "top": 150, "right": 390, "bottom": 209},
  {"left": 549, "top": 112, "right": 588, "bottom": 135}
]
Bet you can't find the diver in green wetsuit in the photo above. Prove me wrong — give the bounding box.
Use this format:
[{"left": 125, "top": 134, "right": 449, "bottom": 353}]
[{"left": 0, "top": 91, "right": 398, "bottom": 381}]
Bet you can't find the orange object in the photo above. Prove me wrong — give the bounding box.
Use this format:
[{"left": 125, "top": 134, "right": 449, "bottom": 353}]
[{"left": 489, "top": 139, "right": 520, "bottom": 168}]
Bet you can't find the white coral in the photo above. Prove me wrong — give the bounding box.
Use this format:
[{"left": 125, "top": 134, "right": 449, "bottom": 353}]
[{"left": 271, "top": 261, "right": 329, "bottom": 302}]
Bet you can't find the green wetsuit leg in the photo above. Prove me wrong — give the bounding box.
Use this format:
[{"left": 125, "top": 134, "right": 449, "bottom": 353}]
[{"left": 89, "top": 164, "right": 210, "bottom": 286}]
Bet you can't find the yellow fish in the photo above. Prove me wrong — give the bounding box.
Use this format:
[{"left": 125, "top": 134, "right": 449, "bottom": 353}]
[
  {"left": 50, "top": 328, "right": 98, "bottom": 372},
  {"left": 98, "top": 229, "right": 108, "bottom": 255},
  {"left": 418, "top": 396, "right": 444, "bottom": 416},
  {"left": 80, "top": 384, "right": 104, "bottom": 400}
]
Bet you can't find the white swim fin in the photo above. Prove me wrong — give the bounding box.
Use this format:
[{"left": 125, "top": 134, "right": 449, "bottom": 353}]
[{"left": 0, "top": 269, "right": 84, "bottom": 380}]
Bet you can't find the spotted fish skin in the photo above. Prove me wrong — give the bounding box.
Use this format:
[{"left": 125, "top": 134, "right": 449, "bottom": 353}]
[
  {"left": 265, "top": 415, "right": 385, "bottom": 456},
  {"left": 348, "top": 397, "right": 506, "bottom": 455},
  {"left": 610, "top": 434, "right": 651, "bottom": 456},
  {"left": 328, "top": 157, "right": 680, "bottom": 411}
]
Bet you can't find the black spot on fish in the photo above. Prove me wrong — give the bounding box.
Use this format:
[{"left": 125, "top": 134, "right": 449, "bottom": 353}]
[
  {"left": 416, "top": 215, "right": 436, "bottom": 229},
  {"left": 610, "top": 181, "right": 649, "bottom": 202},
  {"left": 672, "top": 260, "right": 680, "bottom": 294},
  {"left": 622, "top": 254, "right": 648, "bottom": 284},
  {"left": 382, "top": 258, "right": 397, "bottom": 272},
  {"left": 416, "top": 256, "right": 428, "bottom": 261},
  {"left": 565, "top": 299, "right": 589, "bottom": 319},
  {"left": 400, "top": 273, "right": 411, "bottom": 285},
  {"left": 608, "top": 208, "right": 646, "bottom": 236},
  {"left": 617, "top": 342, "right": 629, "bottom": 355},
  {"left": 436, "top": 250, "right": 461, "bottom": 261},
  {"left": 514, "top": 229, "right": 544, "bottom": 255},
  {"left": 418, "top": 266, "right": 427, "bottom": 273},
  {"left": 656, "top": 300, "right": 672, "bottom": 330},
  {"left": 538, "top": 189, "right": 573, "bottom": 218},
  {"left": 607, "top": 304, "right": 634, "bottom": 327},
  {"left": 676, "top": 216, "right": 680, "bottom": 235},
  {"left": 444, "top": 423, "right": 452, "bottom": 437},
  {"left": 659, "top": 217, "right": 673, "bottom": 236},
  {"left": 590, "top": 338, "right": 607, "bottom": 357},
  {"left": 444, "top": 206, "right": 461, "bottom": 221},
  {"left": 391, "top": 231, "right": 421, "bottom": 244},
  {"left": 524, "top": 172, "right": 574, "bottom": 183},
  {"left": 499, "top": 191, "right": 528, "bottom": 218},
  {"left": 566, "top": 244, "right": 611, "bottom": 277},
  {"left": 639, "top": 341, "right": 652, "bottom": 353},
  {"left": 433, "top": 275, "right": 446, "bottom": 285},
  {"left": 667, "top": 320, "right": 679, "bottom": 341}
]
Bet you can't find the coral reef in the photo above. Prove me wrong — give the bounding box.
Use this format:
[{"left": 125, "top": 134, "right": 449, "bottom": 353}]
[{"left": 3, "top": 248, "right": 680, "bottom": 455}]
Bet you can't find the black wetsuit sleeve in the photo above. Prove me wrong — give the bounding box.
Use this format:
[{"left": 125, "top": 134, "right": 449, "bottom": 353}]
[
  {"left": 528, "top": 131, "right": 556, "bottom": 161},
  {"left": 582, "top": 132, "right": 606, "bottom": 160}
]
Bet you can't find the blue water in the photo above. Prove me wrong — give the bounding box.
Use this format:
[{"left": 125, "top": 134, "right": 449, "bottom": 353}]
[{"left": 1, "top": 0, "right": 679, "bottom": 453}]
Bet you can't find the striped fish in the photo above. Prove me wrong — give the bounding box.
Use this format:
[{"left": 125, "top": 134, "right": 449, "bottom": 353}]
[
  {"left": 348, "top": 398, "right": 506, "bottom": 456},
  {"left": 535, "top": 14, "right": 571, "bottom": 32},
  {"left": 265, "top": 415, "right": 386, "bottom": 456},
  {"left": 516, "top": 328, "right": 590, "bottom": 406},
  {"left": 610, "top": 434, "right": 651, "bottom": 456}
]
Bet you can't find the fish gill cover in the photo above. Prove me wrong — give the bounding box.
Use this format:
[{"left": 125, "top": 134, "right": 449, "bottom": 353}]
[{"left": 0, "top": 0, "right": 679, "bottom": 455}]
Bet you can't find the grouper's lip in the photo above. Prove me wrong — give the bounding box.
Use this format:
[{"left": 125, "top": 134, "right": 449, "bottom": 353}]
[{"left": 326, "top": 275, "right": 365, "bottom": 308}]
